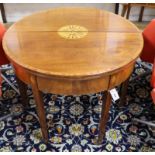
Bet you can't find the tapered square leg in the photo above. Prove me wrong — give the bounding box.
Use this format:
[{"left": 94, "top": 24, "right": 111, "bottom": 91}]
[
  {"left": 30, "top": 75, "right": 48, "bottom": 143},
  {"left": 119, "top": 77, "right": 130, "bottom": 107},
  {"left": 97, "top": 91, "right": 112, "bottom": 144},
  {"left": 16, "top": 77, "right": 29, "bottom": 108}
]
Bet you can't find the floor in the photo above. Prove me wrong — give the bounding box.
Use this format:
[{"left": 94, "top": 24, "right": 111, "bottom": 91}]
[{"left": 132, "top": 21, "right": 149, "bottom": 31}]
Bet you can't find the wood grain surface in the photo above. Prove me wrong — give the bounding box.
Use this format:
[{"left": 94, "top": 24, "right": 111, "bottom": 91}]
[{"left": 3, "top": 7, "right": 143, "bottom": 79}]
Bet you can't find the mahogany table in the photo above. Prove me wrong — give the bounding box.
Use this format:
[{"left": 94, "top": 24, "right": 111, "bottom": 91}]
[{"left": 2, "top": 7, "right": 143, "bottom": 144}]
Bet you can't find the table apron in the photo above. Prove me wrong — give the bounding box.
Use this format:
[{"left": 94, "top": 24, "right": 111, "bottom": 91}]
[{"left": 13, "top": 61, "right": 135, "bottom": 95}]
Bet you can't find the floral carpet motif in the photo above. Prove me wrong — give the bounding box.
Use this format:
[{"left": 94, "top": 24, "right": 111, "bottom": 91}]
[{"left": 0, "top": 63, "right": 155, "bottom": 152}]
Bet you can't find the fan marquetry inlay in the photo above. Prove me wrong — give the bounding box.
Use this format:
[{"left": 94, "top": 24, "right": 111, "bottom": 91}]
[{"left": 58, "top": 25, "right": 88, "bottom": 39}]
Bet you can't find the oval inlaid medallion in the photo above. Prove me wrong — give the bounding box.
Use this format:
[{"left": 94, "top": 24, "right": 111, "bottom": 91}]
[{"left": 58, "top": 25, "right": 88, "bottom": 39}]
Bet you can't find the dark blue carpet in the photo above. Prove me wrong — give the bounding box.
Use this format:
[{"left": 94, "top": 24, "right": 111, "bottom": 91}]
[{"left": 0, "top": 63, "right": 155, "bottom": 152}]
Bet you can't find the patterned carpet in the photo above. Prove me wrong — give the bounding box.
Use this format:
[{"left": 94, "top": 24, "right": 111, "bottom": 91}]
[{"left": 0, "top": 62, "right": 155, "bottom": 152}]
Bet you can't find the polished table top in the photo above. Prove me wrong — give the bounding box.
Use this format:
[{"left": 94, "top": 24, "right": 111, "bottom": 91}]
[{"left": 3, "top": 7, "right": 143, "bottom": 80}]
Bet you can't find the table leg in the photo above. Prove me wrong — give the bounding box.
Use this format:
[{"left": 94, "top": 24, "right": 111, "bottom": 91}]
[
  {"left": 97, "top": 91, "right": 111, "bottom": 144},
  {"left": 138, "top": 6, "right": 144, "bottom": 22},
  {"left": 121, "top": 4, "right": 128, "bottom": 17},
  {"left": 0, "top": 3, "right": 7, "bottom": 23},
  {"left": 115, "top": 3, "right": 119, "bottom": 14},
  {"left": 126, "top": 4, "right": 131, "bottom": 19},
  {"left": 119, "top": 77, "right": 129, "bottom": 107},
  {"left": 30, "top": 75, "right": 48, "bottom": 142},
  {"left": 16, "top": 77, "right": 29, "bottom": 108}
]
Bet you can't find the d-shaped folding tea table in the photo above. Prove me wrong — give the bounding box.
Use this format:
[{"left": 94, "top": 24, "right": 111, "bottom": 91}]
[{"left": 2, "top": 7, "right": 143, "bottom": 144}]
